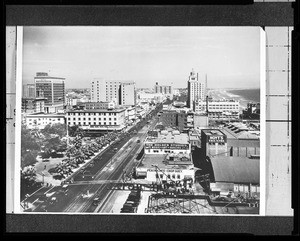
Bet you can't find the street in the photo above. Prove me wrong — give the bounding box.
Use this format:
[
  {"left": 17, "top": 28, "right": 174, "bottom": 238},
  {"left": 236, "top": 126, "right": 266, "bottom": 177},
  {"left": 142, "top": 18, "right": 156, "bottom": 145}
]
[{"left": 27, "top": 107, "right": 160, "bottom": 213}]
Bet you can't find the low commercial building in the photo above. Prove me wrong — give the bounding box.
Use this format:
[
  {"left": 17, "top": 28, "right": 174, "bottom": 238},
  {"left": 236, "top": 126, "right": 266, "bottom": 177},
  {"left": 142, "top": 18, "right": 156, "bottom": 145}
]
[
  {"left": 159, "top": 110, "right": 187, "bottom": 132},
  {"left": 22, "top": 97, "right": 46, "bottom": 114},
  {"left": 209, "top": 156, "right": 260, "bottom": 197},
  {"left": 66, "top": 108, "right": 126, "bottom": 131},
  {"left": 195, "top": 99, "right": 240, "bottom": 120},
  {"left": 201, "top": 129, "right": 228, "bottom": 158},
  {"left": 136, "top": 131, "right": 194, "bottom": 182},
  {"left": 144, "top": 131, "right": 191, "bottom": 155},
  {"left": 79, "top": 101, "right": 115, "bottom": 110},
  {"left": 194, "top": 113, "right": 209, "bottom": 128},
  {"left": 135, "top": 154, "right": 194, "bottom": 182},
  {"left": 25, "top": 113, "right": 65, "bottom": 129},
  {"left": 138, "top": 92, "right": 164, "bottom": 104},
  {"left": 221, "top": 122, "right": 260, "bottom": 157}
]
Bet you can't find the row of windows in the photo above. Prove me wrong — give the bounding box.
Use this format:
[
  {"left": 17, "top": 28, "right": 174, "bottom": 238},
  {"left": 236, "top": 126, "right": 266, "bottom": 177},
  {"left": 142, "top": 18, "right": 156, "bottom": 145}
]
[
  {"left": 67, "top": 112, "right": 117, "bottom": 116},
  {"left": 68, "top": 117, "right": 117, "bottom": 121},
  {"left": 68, "top": 122, "right": 117, "bottom": 126},
  {"left": 155, "top": 173, "right": 181, "bottom": 179},
  {"left": 28, "top": 118, "right": 62, "bottom": 121}
]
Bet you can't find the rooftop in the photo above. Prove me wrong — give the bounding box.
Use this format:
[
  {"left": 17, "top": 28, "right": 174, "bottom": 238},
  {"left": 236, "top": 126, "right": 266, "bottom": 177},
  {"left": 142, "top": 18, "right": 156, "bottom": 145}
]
[
  {"left": 202, "top": 129, "right": 226, "bottom": 136},
  {"left": 145, "top": 132, "right": 189, "bottom": 145},
  {"left": 26, "top": 113, "right": 65, "bottom": 117},
  {"left": 67, "top": 108, "right": 125, "bottom": 113},
  {"left": 138, "top": 154, "right": 193, "bottom": 170},
  {"left": 211, "top": 156, "right": 259, "bottom": 184}
]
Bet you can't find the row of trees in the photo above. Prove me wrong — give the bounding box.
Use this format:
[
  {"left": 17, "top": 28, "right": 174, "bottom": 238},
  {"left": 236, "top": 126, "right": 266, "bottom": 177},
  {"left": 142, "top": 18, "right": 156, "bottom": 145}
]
[{"left": 49, "top": 130, "right": 121, "bottom": 180}]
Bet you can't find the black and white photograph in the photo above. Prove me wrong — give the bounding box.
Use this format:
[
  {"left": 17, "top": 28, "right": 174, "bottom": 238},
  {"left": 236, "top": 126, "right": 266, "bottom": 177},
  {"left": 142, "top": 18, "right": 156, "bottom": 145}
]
[{"left": 17, "top": 26, "right": 265, "bottom": 215}]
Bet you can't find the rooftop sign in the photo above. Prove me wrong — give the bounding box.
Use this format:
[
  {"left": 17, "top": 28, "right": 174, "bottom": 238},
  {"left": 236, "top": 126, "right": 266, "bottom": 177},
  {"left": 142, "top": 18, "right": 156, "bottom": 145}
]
[{"left": 145, "top": 143, "right": 189, "bottom": 150}]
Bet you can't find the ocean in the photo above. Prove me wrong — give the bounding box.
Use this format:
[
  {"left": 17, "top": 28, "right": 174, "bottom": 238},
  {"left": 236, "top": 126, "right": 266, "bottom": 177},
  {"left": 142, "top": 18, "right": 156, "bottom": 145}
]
[
  {"left": 208, "top": 88, "right": 260, "bottom": 109},
  {"left": 226, "top": 88, "right": 260, "bottom": 103}
]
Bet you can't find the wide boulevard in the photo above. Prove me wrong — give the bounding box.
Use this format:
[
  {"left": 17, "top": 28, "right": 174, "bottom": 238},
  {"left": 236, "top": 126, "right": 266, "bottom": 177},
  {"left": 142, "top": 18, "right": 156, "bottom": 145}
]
[{"left": 26, "top": 106, "right": 160, "bottom": 213}]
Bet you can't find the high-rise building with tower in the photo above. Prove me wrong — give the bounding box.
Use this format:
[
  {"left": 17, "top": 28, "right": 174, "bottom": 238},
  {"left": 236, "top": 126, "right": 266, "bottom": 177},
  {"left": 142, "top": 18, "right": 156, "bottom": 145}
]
[{"left": 187, "top": 69, "right": 206, "bottom": 110}]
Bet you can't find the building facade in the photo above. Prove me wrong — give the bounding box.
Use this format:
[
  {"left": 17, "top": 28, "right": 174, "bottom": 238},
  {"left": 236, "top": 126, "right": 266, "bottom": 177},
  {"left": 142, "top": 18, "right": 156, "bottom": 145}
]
[
  {"left": 22, "top": 97, "right": 46, "bottom": 114},
  {"left": 201, "top": 129, "right": 228, "bottom": 159},
  {"left": 66, "top": 108, "right": 126, "bottom": 131},
  {"left": 34, "top": 72, "right": 65, "bottom": 113},
  {"left": 136, "top": 131, "right": 194, "bottom": 182},
  {"left": 159, "top": 110, "right": 187, "bottom": 132},
  {"left": 154, "top": 82, "right": 172, "bottom": 95},
  {"left": 119, "top": 81, "right": 136, "bottom": 106},
  {"left": 25, "top": 113, "right": 65, "bottom": 129},
  {"left": 79, "top": 101, "right": 115, "bottom": 110},
  {"left": 187, "top": 69, "right": 206, "bottom": 109},
  {"left": 195, "top": 99, "right": 240, "bottom": 120},
  {"left": 22, "top": 84, "right": 35, "bottom": 98}
]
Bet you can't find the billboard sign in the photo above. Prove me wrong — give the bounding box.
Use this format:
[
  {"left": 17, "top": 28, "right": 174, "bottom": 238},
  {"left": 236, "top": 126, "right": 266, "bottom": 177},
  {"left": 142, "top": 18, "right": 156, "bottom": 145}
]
[
  {"left": 207, "top": 135, "right": 226, "bottom": 144},
  {"left": 145, "top": 143, "right": 189, "bottom": 150}
]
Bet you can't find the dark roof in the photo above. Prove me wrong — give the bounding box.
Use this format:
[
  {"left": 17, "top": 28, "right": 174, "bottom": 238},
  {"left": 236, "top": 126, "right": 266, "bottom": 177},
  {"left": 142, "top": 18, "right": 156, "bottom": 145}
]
[{"left": 211, "top": 156, "right": 259, "bottom": 184}]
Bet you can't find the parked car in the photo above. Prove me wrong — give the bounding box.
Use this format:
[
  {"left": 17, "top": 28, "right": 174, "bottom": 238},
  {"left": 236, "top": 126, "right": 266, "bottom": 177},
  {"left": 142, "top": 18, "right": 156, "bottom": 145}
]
[{"left": 92, "top": 197, "right": 101, "bottom": 206}]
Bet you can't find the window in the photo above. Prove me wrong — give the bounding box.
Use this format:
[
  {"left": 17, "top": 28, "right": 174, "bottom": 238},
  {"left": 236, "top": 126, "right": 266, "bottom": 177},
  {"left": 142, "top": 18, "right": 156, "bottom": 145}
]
[
  {"left": 177, "top": 174, "right": 180, "bottom": 179},
  {"left": 114, "top": 122, "right": 117, "bottom": 125},
  {"left": 172, "top": 174, "right": 175, "bottom": 179},
  {"left": 160, "top": 174, "right": 163, "bottom": 178}
]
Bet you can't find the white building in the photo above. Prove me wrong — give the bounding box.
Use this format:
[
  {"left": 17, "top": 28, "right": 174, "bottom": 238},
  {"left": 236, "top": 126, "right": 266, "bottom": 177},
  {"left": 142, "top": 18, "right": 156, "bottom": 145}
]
[
  {"left": 25, "top": 113, "right": 65, "bottom": 129},
  {"left": 135, "top": 131, "right": 194, "bottom": 182},
  {"left": 195, "top": 99, "right": 240, "bottom": 120},
  {"left": 138, "top": 92, "right": 164, "bottom": 104},
  {"left": 124, "top": 106, "right": 136, "bottom": 124},
  {"left": 119, "top": 82, "right": 136, "bottom": 106},
  {"left": 66, "top": 108, "right": 126, "bottom": 131},
  {"left": 187, "top": 69, "right": 206, "bottom": 109}
]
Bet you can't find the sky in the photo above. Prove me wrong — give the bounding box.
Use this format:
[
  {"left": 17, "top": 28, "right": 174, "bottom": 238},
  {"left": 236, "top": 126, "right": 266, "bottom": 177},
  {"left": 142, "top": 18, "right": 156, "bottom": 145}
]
[{"left": 22, "top": 26, "right": 262, "bottom": 89}]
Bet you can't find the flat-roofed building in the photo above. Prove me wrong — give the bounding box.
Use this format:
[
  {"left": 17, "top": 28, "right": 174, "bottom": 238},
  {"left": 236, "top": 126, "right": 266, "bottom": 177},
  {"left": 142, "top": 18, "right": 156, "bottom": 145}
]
[
  {"left": 209, "top": 156, "right": 260, "bottom": 198},
  {"left": 220, "top": 122, "right": 260, "bottom": 157},
  {"left": 195, "top": 99, "right": 240, "bottom": 120},
  {"left": 22, "top": 97, "right": 46, "bottom": 114},
  {"left": 135, "top": 153, "right": 195, "bottom": 182},
  {"left": 201, "top": 129, "right": 228, "bottom": 158},
  {"left": 66, "top": 108, "right": 126, "bottom": 131},
  {"left": 159, "top": 110, "right": 187, "bottom": 132},
  {"left": 34, "top": 72, "right": 65, "bottom": 113},
  {"left": 144, "top": 132, "right": 191, "bottom": 155},
  {"left": 23, "top": 84, "right": 35, "bottom": 98},
  {"left": 25, "top": 113, "right": 65, "bottom": 129},
  {"left": 79, "top": 101, "right": 115, "bottom": 110},
  {"left": 119, "top": 81, "right": 136, "bottom": 106}
]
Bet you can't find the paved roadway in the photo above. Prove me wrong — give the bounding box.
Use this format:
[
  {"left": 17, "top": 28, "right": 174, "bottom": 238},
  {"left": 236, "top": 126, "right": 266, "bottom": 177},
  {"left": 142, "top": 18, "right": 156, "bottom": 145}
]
[{"left": 27, "top": 105, "right": 161, "bottom": 213}]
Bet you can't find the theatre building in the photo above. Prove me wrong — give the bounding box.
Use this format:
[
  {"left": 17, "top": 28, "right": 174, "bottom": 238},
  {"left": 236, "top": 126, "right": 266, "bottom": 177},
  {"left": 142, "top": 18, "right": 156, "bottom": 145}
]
[
  {"left": 201, "top": 129, "right": 228, "bottom": 159},
  {"left": 135, "top": 130, "right": 195, "bottom": 182}
]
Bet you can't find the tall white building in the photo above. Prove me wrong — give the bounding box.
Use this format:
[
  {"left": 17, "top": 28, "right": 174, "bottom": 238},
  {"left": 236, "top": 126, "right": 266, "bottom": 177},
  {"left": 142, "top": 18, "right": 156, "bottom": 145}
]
[
  {"left": 119, "top": 81, "right": 136, "bottom": 106},
  {"left": 91, "top": 79, "right": 135, "bottom": 106},
  {"left": 187, "top": 69, "right": 206, "bottom": 110}
]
